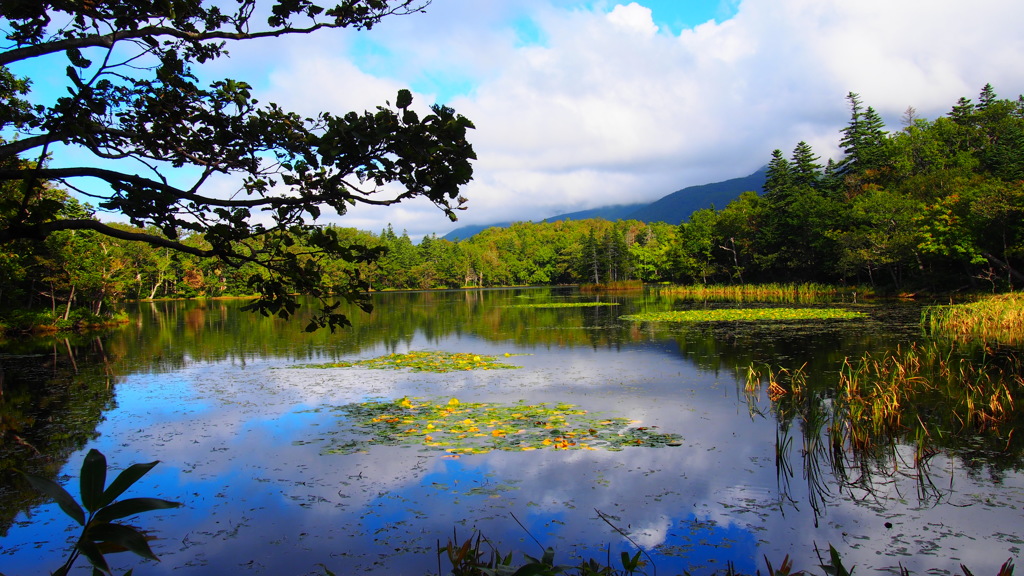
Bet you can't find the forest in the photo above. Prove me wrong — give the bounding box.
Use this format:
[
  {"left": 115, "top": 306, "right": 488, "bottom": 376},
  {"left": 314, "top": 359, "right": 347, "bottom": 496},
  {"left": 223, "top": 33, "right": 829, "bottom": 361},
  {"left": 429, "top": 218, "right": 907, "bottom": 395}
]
[{"left": 1, "top": 84, "right": 1022, "bottom": 325}]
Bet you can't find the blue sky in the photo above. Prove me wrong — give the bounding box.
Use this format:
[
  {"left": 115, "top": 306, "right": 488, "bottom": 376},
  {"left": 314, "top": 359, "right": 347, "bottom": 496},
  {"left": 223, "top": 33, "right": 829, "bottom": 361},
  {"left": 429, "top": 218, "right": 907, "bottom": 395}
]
[{"left": 11, "top": 1, "right": 1024, "bottom": 239}]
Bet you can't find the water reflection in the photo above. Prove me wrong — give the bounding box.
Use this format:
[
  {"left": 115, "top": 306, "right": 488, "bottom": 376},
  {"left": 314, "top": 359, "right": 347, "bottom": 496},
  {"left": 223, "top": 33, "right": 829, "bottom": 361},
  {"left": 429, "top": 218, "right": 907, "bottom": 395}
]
[{"left": 1, "top": 288, "right": 1021, "bottom": 575}]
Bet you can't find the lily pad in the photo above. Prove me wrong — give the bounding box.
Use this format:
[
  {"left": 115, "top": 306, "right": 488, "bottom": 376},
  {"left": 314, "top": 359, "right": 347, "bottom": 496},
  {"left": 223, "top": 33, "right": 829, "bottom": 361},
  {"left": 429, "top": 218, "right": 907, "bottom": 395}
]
[
  {"left": 507, "top": 303, "right": 620, "bottom": 309},
  {"left": 323, "top": 397, "right": 683, "bottom": 455},
  {"left": 620, "top": 308, "right": 866, "bottom": 323},
  {"left": 291, "top": 351, "right": 524, "bottom": 373}
]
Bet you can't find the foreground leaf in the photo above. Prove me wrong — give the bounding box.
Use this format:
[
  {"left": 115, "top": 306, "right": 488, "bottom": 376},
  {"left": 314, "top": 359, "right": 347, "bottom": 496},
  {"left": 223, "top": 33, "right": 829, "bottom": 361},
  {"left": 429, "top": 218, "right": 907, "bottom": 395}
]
[
  {"left": 80, "top": 449, "right": 108, "bottom": 513},
  {"left": 19, "top": 472, "right": 85, "bottom": 526},
  {"left": 86, "top": 523, "right": 160, "bottom": 562},
  {"left": 98, "top": 461, "right": 160, "bottom": 509},
  {"left": 93, "top": 498, "right": 183, "bottom": 524}
]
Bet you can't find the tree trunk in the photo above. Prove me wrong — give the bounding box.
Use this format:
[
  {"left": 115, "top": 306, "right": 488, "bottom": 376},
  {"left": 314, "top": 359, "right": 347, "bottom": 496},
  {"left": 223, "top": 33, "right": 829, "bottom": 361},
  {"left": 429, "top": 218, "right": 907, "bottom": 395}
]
[
  {"left": 63, "top": 284, "right": 75, "bottom": 320},
  {"left": 983, "top": 252, "right": 1024, "bottom": 284}
]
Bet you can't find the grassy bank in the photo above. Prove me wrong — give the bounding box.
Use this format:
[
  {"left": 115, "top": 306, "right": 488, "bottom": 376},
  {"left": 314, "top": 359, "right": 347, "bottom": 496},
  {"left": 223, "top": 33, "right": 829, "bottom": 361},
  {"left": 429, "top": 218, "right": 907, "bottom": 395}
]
[{"left": 0, "top": 308, "right": 129, "bottom": 337}]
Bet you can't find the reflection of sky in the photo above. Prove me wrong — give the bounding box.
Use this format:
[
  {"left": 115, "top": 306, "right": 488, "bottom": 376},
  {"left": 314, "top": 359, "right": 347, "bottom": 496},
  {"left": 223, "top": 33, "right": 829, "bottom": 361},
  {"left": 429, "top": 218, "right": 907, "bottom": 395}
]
[{"left": 3, "top": 302, "right": 1024, "bottom": 575}]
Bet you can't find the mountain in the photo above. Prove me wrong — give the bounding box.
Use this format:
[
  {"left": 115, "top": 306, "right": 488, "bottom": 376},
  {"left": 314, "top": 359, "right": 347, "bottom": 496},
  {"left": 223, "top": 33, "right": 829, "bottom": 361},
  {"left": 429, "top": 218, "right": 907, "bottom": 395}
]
[
  {"left": 622, "top": 167, "right": 767, "bottom": 223},
  {"left": 441, "top": 167, "right": 766, "bottom": 241},
  {"left": 543, "top": 203, "right": 648, "bottom": 222}
]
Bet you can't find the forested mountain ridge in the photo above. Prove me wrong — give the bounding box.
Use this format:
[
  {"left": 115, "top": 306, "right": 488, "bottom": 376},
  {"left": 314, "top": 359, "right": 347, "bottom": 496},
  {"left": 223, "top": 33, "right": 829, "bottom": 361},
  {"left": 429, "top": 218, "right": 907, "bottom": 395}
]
[{"left": 441, "top": 168, "right": 767, "bottom": 240}]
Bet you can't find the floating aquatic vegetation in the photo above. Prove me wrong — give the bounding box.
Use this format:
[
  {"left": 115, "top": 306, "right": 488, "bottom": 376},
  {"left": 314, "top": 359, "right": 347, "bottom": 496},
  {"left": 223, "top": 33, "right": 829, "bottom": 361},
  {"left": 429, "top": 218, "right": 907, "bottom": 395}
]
[
  {"left": 507, "top": 303, "right": 620, "bottom": 309},
  {"left": 620, "top": 308, "right": 866, "bottom": 323},
  {"left": 290, "top": 351, "right": 524, "bottom": 373},
  {"left": 325, "top": 397, "right": 683, "bottom": 455}
]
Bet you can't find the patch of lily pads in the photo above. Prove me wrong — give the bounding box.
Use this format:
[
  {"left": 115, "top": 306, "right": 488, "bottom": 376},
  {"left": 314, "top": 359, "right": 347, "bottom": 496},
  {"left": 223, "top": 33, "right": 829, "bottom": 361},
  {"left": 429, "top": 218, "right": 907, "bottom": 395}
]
[
  {"left": 620, "top": 308, "right": 866, "bottom": 323},
  {"left": 508, "top": 302, "right": 620, "bottom": 309},
  {"left": 324, "top": 397, "right": 683, "bottom": 455},
  {"left": 291, "top": 351, "right": 524, "bottom": 373}
]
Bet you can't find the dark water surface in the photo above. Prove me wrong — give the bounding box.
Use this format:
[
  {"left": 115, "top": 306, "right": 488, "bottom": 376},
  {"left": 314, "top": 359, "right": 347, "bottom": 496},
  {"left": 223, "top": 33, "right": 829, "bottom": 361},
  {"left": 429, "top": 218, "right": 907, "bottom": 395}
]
[{"left": 1, "top": 288, "right": 1021, "bottom": 575}]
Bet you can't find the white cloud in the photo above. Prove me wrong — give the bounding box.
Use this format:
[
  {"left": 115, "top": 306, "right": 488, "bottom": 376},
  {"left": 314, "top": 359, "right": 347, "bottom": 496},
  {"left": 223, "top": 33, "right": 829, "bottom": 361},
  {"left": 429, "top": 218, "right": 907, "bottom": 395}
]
[
  {"left": 606, "top": 3, "right": 659, "bottom": 36},
  {"left": 233, "top": 0, "right": 1024, "bottom": 239}
]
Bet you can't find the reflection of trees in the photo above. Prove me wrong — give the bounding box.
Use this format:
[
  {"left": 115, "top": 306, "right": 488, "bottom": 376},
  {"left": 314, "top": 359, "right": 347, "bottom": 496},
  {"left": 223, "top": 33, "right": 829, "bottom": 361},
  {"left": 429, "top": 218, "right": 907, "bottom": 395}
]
[
  {"left": 6, "top": 287, "right": 1009, "bottom": 541},
  {"left": 0, "top": 336, "right": 115, "bottom": 535},
  {"left": 96, "top": 291, "right": 927, "bottom": 378}
]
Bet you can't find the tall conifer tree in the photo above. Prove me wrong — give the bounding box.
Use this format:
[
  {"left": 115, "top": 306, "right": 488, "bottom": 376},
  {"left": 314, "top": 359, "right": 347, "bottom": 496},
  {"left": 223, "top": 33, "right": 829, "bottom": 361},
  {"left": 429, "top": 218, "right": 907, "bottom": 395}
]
[{"left": 838, "top": 92, "right": 887, "bottom": 175}]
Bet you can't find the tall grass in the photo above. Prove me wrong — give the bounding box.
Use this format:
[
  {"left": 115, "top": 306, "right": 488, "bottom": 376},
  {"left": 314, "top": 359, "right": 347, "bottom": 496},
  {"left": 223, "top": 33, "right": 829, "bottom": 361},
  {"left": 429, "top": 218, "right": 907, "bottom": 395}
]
[
  {"left": 579, "top": 279, "right": 644, "bottom": 293},
  {"left": 660, "top": 283, "right": 857, "bottom": 303},
  {"left": 923, "top": 293, "right": 1024, "bottom": 345},
  {"left": 745, "top": 340, "right": 1023, "bottom": 464},
  {"left": 837, "top": 342, "right": 1021, "bottom": 452}
]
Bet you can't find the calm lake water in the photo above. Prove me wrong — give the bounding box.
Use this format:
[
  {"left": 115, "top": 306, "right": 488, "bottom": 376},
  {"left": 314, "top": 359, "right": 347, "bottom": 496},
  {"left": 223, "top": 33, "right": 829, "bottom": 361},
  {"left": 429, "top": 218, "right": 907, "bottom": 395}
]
[{"left": 1, "top": 287, "right": 1021, "bottom": 575}]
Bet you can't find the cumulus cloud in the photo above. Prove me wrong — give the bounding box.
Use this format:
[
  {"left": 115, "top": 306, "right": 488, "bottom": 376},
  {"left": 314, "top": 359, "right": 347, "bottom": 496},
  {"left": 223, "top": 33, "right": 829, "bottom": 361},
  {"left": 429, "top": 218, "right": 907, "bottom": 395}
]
[{"left": 238, "top": 0, "right": 1024, "bottom": 238}]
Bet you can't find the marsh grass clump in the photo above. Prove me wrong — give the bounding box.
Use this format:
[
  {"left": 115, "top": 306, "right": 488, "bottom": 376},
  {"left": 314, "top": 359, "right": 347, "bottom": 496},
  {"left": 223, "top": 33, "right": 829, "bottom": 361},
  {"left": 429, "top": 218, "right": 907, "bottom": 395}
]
[
  {"left": 745, "top": 363, "right": 809, "bottom": 403},
  {"left": 580, "top": 280, "right": 644, "bottom": 293},
  {"left": 837, "top": 342, "right": 1023, "bottom": 451},
  {"left": 658, "top": 283, "right": 852, "bottom": 303},
  {"left": 923, "top": 293, "right": 1024, "bottom": 345}
]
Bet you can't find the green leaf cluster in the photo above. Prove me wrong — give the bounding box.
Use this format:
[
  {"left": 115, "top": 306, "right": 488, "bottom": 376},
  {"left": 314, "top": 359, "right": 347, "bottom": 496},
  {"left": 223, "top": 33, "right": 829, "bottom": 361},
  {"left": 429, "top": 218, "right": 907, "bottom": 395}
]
[{"left": 1, "top": 1, "right": 475, "bottom": 331}]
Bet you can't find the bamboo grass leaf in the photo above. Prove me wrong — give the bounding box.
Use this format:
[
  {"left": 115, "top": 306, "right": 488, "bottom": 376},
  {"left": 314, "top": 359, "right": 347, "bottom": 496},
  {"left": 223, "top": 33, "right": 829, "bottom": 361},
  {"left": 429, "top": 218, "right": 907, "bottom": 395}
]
[
  {"left": 98, "top": 462, "right": 161, "bottom": 509},
  {"left": 93, "top": 498, "right": 182, "bottom": 524},
  {"left": 80, "top": 449, "right": 107, "bottom": 513},
  {"left": 85, "top": 523, "right": 160, "bottom": 562},
  {"left": 76, "top": 538, "right": 112, "bottom": 574},
  {"left": 19, "top": 472, "right": 85, "bottom": 526}
]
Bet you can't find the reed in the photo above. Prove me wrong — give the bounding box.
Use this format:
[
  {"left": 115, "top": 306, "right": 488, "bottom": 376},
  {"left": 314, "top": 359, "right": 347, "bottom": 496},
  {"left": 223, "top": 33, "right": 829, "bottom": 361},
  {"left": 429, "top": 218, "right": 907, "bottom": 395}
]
[
  {"left": 837, "top": 341, "right": 1022, "bottom": 451},
  {"left": 744, "top": 362, "right": 808, "bottom": 403},
  {"left": 923, "top": 293, "right": 1024, "bottom": 345},
  {"left": 579, "top": 279, "right": 644, "bottom": 293},
  {"left": 659, "top": 283, "right": 854, "bottom": 303},
  {"left": 747, "top": 341, "right": 1022, "bottom": 461}
]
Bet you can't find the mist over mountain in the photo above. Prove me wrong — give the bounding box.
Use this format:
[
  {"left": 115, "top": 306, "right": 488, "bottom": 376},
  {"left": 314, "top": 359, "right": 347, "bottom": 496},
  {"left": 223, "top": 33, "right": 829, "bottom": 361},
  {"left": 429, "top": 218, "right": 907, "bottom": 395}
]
[{"left": 441, "top": 167, "right": 767, "bottom": 241}]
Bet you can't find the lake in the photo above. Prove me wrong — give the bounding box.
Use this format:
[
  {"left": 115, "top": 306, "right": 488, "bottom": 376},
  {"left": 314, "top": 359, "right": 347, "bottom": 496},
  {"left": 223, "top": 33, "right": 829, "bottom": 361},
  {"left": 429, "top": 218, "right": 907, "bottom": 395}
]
[{"left": 1, "top": 287, "right": 1021, "bottom": 575}]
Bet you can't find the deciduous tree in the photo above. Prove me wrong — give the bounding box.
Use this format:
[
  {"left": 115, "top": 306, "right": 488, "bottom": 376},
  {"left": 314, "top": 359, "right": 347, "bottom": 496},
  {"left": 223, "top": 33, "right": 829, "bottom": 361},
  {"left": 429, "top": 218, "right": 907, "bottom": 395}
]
[{"left": 0, "top": 0, "right": 476, "bottom": 330}]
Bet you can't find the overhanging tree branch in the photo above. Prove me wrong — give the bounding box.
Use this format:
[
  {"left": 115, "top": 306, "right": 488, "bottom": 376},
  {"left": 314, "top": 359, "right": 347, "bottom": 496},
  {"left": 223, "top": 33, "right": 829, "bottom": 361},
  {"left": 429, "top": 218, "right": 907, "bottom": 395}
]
[{"left": 0, "top": 0, "right": 473, "bottom": 331}]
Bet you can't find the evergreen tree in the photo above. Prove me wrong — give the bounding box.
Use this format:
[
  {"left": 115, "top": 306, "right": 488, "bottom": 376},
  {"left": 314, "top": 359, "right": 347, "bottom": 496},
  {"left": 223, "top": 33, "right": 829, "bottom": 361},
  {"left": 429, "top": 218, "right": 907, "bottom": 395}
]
[
  {"left": 838, "top": 92, "right": 888, "bottom": 175},
  {"left": 790, "top": 141, "right": 822, "bottom": 189},
  {"left": 978, "top": 83, "right": 998, "bottom": 110},
  {"left": 950, "top": 97, "right": 976, "bottom": 126},
  {"left": 763, "top": 149, "right": 793, "bottom": 202}
]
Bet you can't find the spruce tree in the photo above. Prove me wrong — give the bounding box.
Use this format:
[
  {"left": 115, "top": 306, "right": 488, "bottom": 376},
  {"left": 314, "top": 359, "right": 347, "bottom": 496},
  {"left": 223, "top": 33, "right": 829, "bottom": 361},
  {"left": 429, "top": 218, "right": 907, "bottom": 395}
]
[
  {"left": 838, "top": 92, "right": 887, "bottom": 175},
  {"left": 950, "top": 97, "right": 976, "bottom": 126},
  {"left": 763, "top": 149, "right": 793, "bottom": 201},
  {"left": 790, "top": 141, "right": 822, "bottom": 189},
  {"left": 978, "top": 83, "right": 998, "bottom": 110}
]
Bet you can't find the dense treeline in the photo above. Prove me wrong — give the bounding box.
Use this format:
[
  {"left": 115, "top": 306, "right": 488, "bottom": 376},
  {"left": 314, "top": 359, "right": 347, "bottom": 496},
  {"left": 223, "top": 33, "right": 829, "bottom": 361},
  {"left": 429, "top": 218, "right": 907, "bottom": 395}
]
[
  {"left": 703, "top": 84, "right": 1024, "bottom": 291},
  {"left": 2, "top": 85, "right": 1022, "bottom": 322},
  {"left": 0, "top": 198, "right": 677, "bottom": 318}
]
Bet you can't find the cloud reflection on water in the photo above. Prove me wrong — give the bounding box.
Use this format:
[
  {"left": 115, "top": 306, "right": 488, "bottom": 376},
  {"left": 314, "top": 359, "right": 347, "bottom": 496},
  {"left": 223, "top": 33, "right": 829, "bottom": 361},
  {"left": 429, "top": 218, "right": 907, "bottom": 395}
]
[{"left": 2, "top": 293, "right": 1022, "bottom": 575}]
